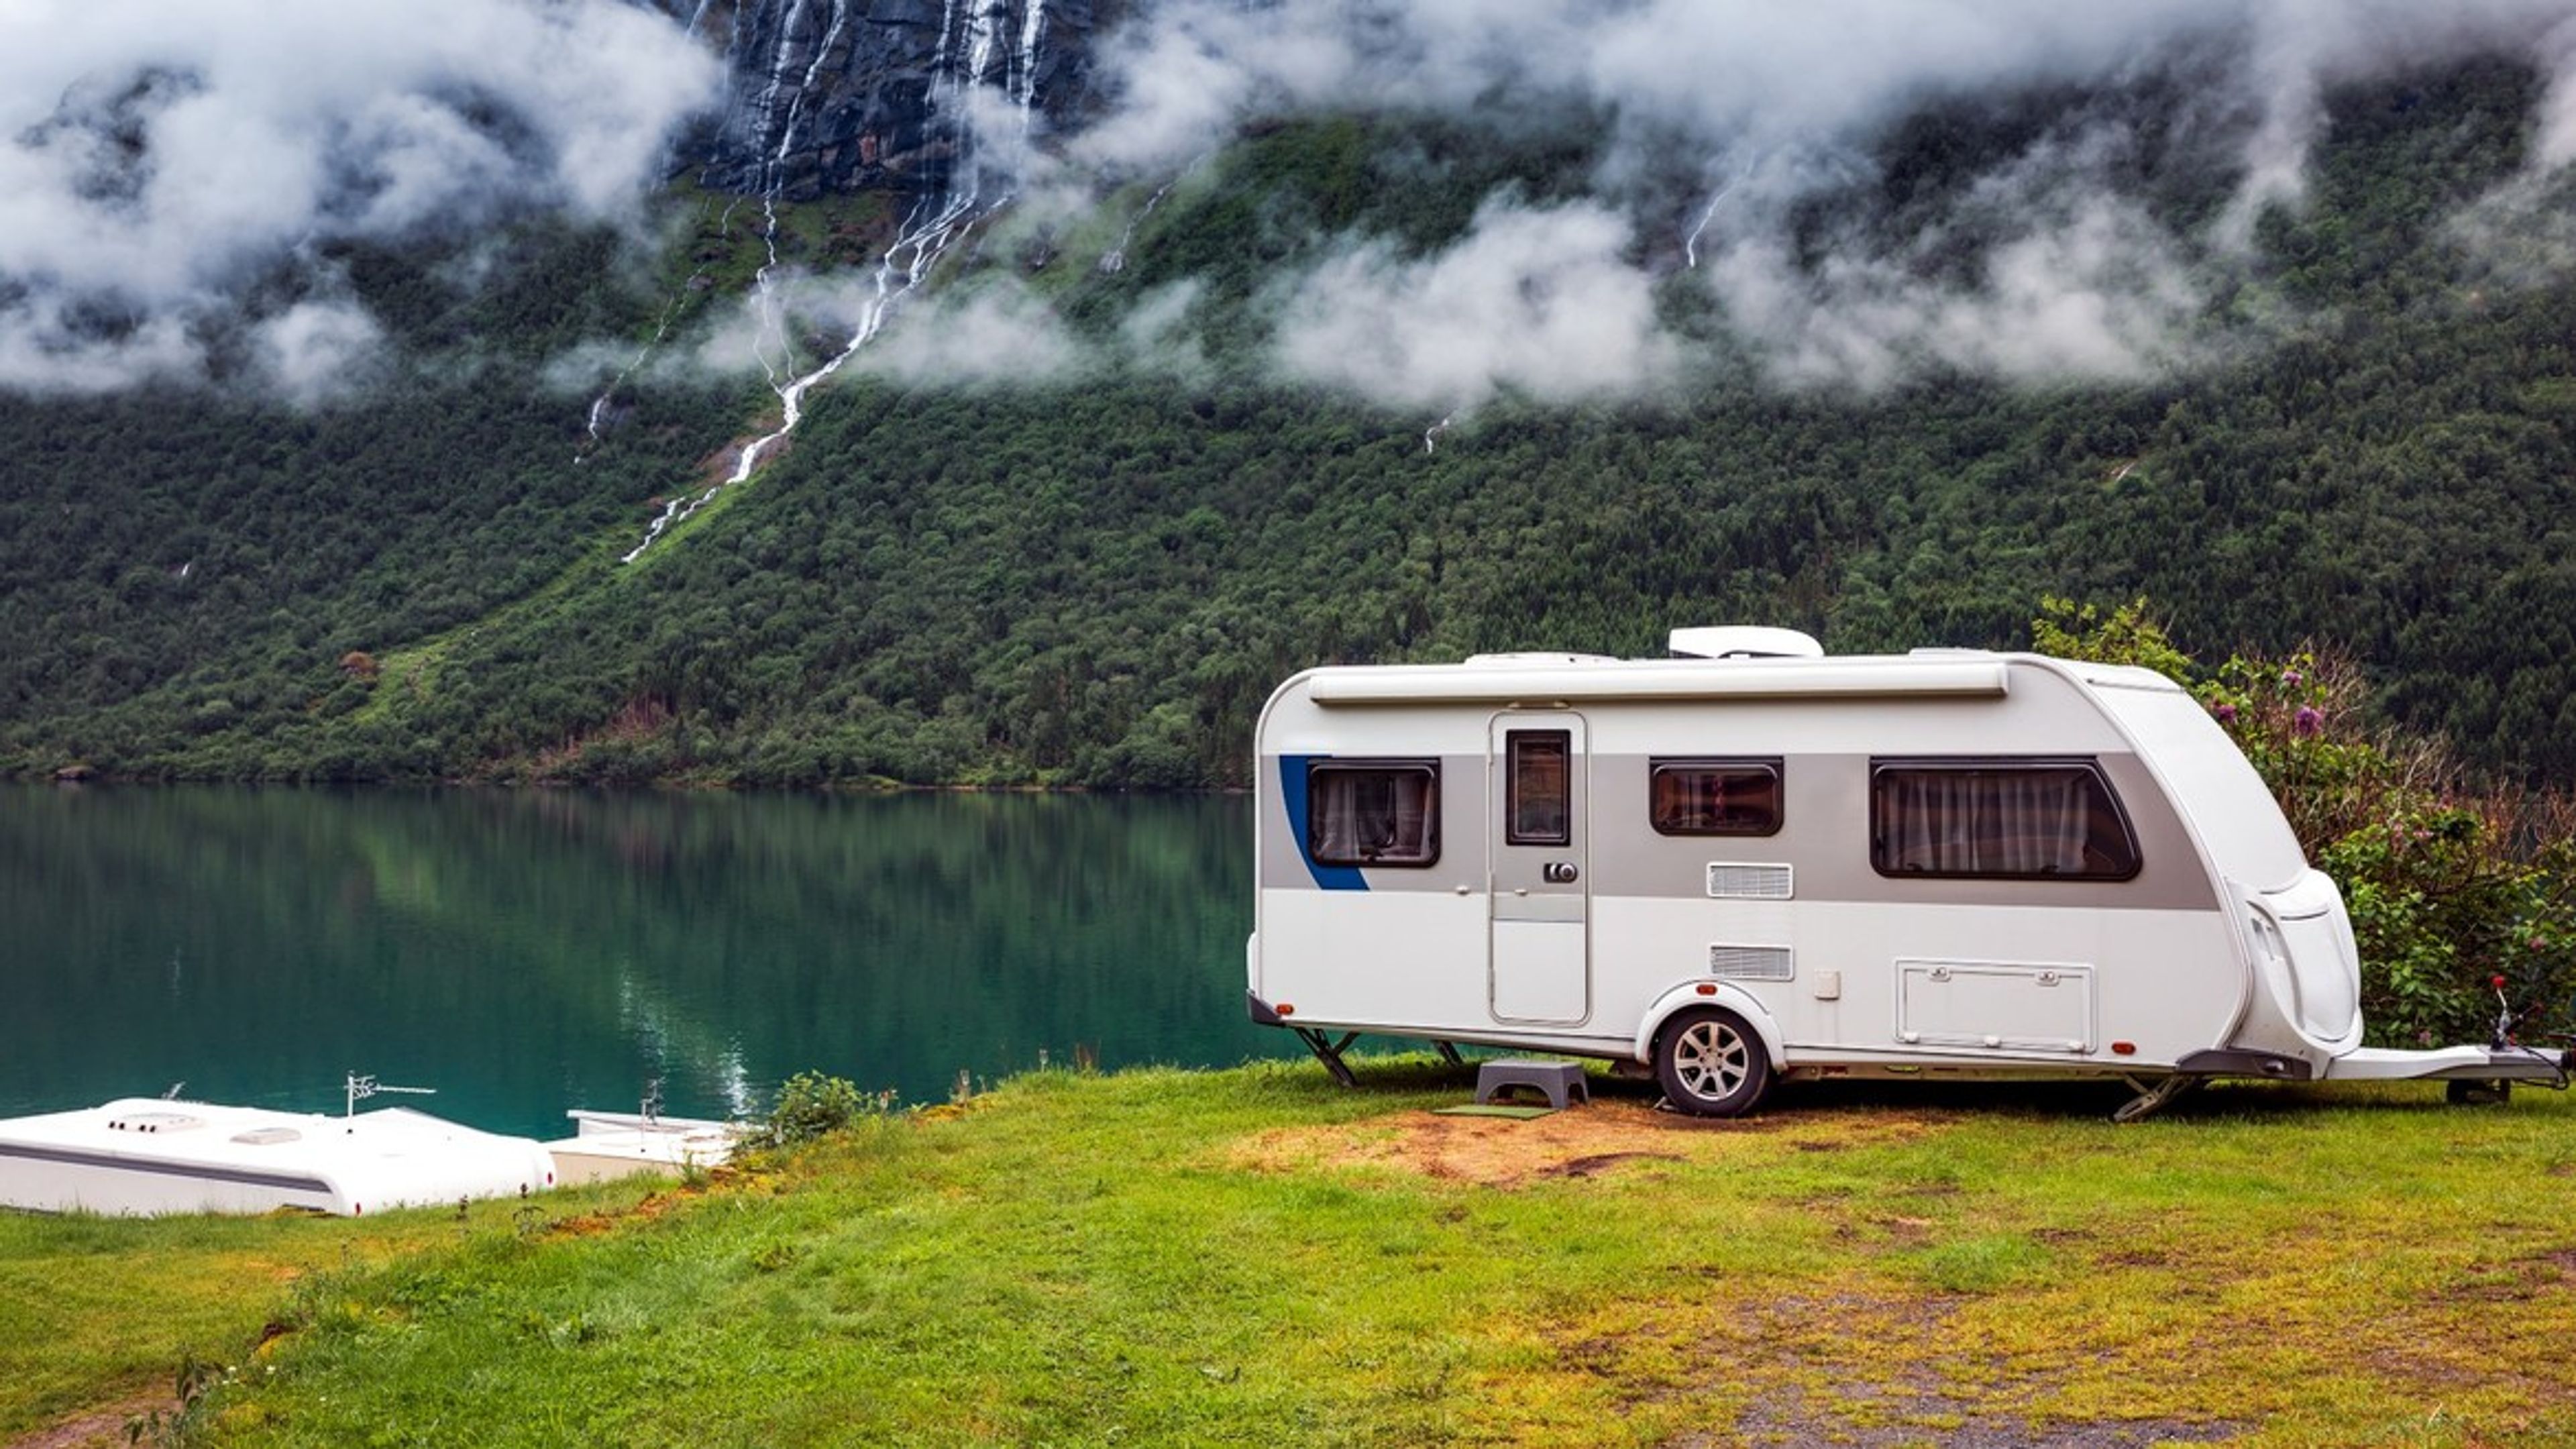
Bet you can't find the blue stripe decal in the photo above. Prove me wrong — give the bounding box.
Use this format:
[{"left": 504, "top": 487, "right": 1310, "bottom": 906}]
[{"left": 1280, "top": 753, "right": 1368, "bottom": 892}]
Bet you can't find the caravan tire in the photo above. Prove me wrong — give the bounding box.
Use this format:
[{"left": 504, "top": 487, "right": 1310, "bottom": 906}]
[{"left": 1655, "top": 1008, "right": 1772, "bottom": 1117}]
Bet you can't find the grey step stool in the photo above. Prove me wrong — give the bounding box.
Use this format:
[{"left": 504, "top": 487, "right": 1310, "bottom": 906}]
[{"left": 1474, "top": 1058, "right": 1590, "bottom": 1110}]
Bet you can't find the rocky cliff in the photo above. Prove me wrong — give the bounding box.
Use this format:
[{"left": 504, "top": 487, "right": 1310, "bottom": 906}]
[{"left": 663, "top": 0, "right": 1099, "bottom": 200}]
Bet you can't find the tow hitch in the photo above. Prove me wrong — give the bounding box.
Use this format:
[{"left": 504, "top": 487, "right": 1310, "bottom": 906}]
[{"left": 2447, "top": 975, "right": 2576, "bottom": 1105}]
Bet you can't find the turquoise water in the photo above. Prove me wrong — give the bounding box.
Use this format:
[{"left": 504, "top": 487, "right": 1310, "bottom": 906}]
[{"left": 0, "top": 786, "right": 1281, "bottom": 1138}]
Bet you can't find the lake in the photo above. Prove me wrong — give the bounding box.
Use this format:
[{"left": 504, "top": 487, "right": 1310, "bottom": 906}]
[{"left": 0, "top": 785, "right": 1285, "bottom": 1139}]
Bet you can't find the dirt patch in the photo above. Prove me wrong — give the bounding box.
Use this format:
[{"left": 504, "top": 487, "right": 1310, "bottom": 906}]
[
  {"left": 2434, "top": 1246, "right": 2576, "bottom": 1304},
  {"left": 1873, "top": 1214, "right": 1939, "bottom": 1245},
  {"left": 1536, "top": 1151, "right": 1680, "bottom": 1181},
  {"left": 543, "top": 1183, "right": 710, "bottom": 1240},
  {"left": 6, "top": 1398, "right": 173, "bottom": 1449},
  {"left": 1224, "top": 1099, "right": 1939, "bottom": 1187},
  {"left": 1720, "top": 1382, "right": 2238, "bottom": 1449},
  {"left": 1635, "top": 1295, "right": 2241, "bottom": 1448}
]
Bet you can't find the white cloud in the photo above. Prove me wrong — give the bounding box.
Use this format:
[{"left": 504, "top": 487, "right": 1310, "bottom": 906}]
[
  {"left": 19, "top": 0, "right": 2576, "bottom": 409},
  {"left": 1056, "top": 0, "right": 2576, "bottom": 397},
  {"left": 598, "top": 0, "right": 2576, "bottom": 407},
  {"left": 0, "top": 0, "right": 721, "bottom": 400},
  {"left": 1118, "top": 278, "right": 1212, "bottom": 380},
  {"left": 2538, "top": 15, "right": 2576, "bottom": 169},
  {"left": 1709, "top": 199, "right": 2204, "bottom": 389},
  {"left": 252, "top": 298, "right": 387, "bottom": 406},
  {"left": 1269, "top": 199, "right": 1680, "bottom": 411},
  {"left": 1695, "top": 129, "right": 2213, "bottom": 389},
  {"left": 852, "top": 280, "right": 1082, "bottom": 387}
]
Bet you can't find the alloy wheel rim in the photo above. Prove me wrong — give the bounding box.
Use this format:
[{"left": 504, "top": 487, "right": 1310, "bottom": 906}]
[{"left": 1676, "top": 1020, "right": 1748, "bottom": 1099}]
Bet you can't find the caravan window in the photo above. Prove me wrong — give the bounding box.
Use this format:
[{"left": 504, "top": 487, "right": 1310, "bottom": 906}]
[
  {"left": 1306, "top": 761, "right": 1440, "bottom": 867},
  {"left": 1505, "top": 731, "right": 1571, "bottom": 846},
  {"left": 1649, "top": 759, "right": 1783, "bottom": 836},
  {"left": 1870, "top": 760, "right": 2139, "bottom": 880}
]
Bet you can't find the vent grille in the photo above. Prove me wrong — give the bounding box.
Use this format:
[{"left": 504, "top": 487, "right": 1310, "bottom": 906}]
[
  {"left": 1707, "top": 863, "right": 1794, "bottom": 899},
  {"left": 1709, "top": 945, "right": 1794, "bottom": 981}
]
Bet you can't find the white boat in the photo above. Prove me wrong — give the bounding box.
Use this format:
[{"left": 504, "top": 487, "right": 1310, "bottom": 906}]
[
  {"left": 543, "top": 1109, "right": 744, "bottom": 1185},
  {"left": 0, "top": 1096, "right": 557, "bottom": 1217}
]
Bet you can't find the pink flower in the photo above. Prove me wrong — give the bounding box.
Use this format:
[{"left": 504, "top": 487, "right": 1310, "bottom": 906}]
[
  {"left": 2283, "top": 668, "right": 2304, "bottom": 686},
  {"left": 2292, "top": 706, "right": 2323, "bottom": 737},
  {"left": 2534, "top": 938, "right": 2549, "bottom": 951},
  {"left": 2212, "top": 702, "right": 2239, "bottom": 724}
]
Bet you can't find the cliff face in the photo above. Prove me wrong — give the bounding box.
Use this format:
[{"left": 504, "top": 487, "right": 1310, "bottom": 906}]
[{"left": 666, "top": 0, "right": 1099, "bottom": 199}]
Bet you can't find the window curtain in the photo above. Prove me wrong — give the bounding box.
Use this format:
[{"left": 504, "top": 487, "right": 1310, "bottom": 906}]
[
  {"left": 1881, "top": 769, "right": 2089, "bottom": 875},
  {"left": 1311, "top": 768, "right": 1434, "bottom": 862},
  {"left": 1313, "top": 772, "right": 1364, "bottom": 859}
]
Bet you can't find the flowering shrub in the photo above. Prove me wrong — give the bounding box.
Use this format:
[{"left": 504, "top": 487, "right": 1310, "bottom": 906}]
[{"left": 2035, "top": 598, "right": 2576, "bottom": 1049}]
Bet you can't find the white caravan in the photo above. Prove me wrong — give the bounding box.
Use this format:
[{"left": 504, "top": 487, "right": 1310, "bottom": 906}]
[{"left": 1245, "top": 629, "right": 2573, "bottom": 1118}]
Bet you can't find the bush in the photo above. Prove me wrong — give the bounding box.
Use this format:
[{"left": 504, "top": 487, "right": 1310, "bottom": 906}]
[{"left": 742, "top": 1071, "right": 881, "bottom": 1151}]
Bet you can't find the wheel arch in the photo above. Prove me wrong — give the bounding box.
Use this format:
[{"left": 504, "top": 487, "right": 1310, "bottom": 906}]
[{"left": 1634, "top": 984, "right": 1788, "bottom": 1071}]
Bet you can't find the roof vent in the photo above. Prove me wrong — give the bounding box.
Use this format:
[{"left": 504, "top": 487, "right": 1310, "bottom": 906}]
[
  {"left": 107, "top": 1112, "right": 203, "bottom": 1134},
  {"left": 1668, "top": 627, "right": 1824, "bottom": 661}
]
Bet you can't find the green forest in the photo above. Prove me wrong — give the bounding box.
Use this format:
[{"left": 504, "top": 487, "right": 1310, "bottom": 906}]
[{"left": 5, "top": 55, "right": 2575, "bottom": 790}]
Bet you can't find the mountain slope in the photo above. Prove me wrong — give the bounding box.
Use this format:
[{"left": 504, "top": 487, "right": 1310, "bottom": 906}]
[{"left": 5, "top": 55, "right": 2576, "bottom": 788}]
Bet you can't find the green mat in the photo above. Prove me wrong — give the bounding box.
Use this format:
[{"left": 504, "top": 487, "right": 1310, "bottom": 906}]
[{"left": 1431, "top": 1103, "right": 1557, "bottom": 1120}]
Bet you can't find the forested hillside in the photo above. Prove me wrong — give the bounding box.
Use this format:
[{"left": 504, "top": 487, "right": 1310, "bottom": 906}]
[{"left": 5, "top": 52, "right": 2576, "bottom": 789}]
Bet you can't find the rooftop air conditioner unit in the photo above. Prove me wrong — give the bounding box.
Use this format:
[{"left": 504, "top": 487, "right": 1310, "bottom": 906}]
[{"left": 1666, "top": 626, "right": 1825, "bottom": 660}]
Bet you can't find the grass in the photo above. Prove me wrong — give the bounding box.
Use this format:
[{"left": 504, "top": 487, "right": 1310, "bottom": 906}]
[
  {"left": 0, "top": 1180, "right": 654, "bottom": 1442},
  {"left": 6, "top": 1061, "right": 2576, "bottom": 1446}
]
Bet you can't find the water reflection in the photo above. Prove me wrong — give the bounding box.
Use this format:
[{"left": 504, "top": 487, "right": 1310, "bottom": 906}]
[{"left": 0, "top": 786, "right": 1277, "bottom": 1138}]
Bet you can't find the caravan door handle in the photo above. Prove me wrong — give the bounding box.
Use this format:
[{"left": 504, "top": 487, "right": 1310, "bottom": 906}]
[{"left": 1542, "top": 861, "right": 1579, "bottom": 885}]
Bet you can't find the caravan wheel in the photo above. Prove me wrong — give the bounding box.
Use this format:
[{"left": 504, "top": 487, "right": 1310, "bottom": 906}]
[{"left": 1655, "top": 1008, "right": 1772, "bottom": 1117}]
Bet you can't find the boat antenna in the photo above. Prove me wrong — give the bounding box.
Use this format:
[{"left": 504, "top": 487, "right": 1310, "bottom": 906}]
[
  {"left": 345, "top": 1072, "right": 437, "bottom": 1118},
  {"left": 161, "top": 1081, "right": 185, "bottom": 1099}
]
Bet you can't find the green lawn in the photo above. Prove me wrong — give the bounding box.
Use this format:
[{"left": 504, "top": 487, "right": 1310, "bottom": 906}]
[{"left": 7, "top": 1061, "right": 2575, "bottom": 1446}]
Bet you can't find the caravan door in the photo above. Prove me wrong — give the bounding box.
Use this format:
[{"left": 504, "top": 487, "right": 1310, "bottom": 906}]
[{"left": 1489, "top": 714, "right": 1590, "bottom": 1024}]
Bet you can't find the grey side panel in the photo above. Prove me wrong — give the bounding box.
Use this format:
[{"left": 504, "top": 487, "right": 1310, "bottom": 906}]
[
  {"left": 1263, "top": 747, "right": 2214, "bottom": 909},
  {"left": 1584, "top": 751, "right": 2214, "bottom": 912}
]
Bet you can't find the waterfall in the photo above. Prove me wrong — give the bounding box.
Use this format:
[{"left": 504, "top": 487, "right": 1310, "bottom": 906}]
[
  {"left": 1096, "top": 151, "right": 1205, "bottom": 275},
  {"left": 775, "top": 0, "right": 849, "bottom": 189},
  {"left": 578, "top": 280, "right": 701, "bottom": 463},
  {"left": 1684, "top": 154, "right": 1759, "bottom": 270},
  {"left": 620, "top": 0, "right": 1054, "bottom": 565},
  {"left": 1015, "top": 0, "right": 1049, "bottom": 114},
  {"left": 747, "top": 0, "right": 812, "bottom": 185}
]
